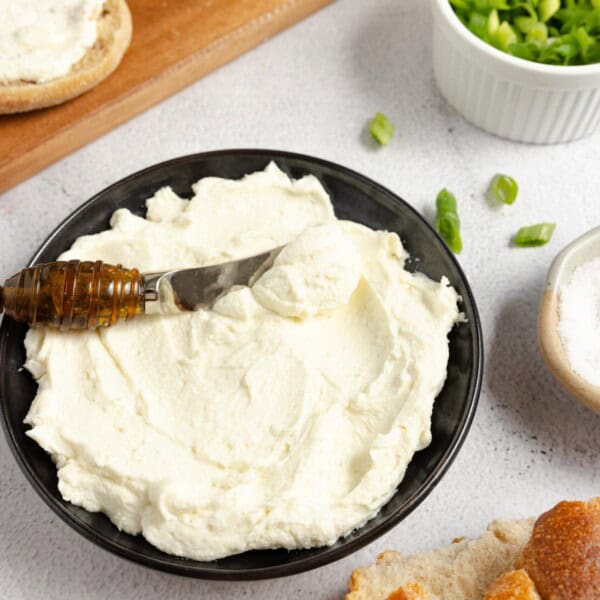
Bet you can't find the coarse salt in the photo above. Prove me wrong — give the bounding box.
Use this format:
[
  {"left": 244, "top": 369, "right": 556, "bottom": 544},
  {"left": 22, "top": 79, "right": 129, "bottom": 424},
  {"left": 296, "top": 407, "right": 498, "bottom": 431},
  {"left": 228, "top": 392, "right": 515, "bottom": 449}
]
[{"left": 558, "top": 257, "right": 600, "bottom": 388}]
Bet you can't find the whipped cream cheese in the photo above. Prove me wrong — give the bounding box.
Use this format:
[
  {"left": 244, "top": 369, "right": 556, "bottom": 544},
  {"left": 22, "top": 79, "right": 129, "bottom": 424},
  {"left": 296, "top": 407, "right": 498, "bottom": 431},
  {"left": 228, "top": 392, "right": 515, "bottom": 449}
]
[
  {"left": 24, "top": 164, "right": 461, "bottom": 561},
  {"left": 0, "top": 0, "right": 104, "bottom": 84}
]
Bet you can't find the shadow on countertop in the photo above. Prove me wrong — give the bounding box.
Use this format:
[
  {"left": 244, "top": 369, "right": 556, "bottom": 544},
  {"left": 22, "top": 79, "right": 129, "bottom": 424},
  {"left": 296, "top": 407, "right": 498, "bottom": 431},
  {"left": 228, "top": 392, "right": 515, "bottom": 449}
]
[{"left": 486, "top": 285, "right": 600, "bottom": 466}]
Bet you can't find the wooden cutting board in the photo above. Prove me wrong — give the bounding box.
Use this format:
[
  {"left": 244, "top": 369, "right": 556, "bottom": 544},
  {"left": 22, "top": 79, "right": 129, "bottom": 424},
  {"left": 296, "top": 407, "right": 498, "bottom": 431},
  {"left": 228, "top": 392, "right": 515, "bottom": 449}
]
[{"left": 0, "top": 0, "right": 333, "bottom": 195}]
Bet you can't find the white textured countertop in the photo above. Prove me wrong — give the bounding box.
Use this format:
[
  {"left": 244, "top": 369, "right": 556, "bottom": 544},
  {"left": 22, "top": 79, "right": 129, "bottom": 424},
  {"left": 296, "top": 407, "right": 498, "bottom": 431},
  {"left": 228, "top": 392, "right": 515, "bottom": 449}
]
[{"left": 1, "top": 1, "right": 599, "bottom": 598}]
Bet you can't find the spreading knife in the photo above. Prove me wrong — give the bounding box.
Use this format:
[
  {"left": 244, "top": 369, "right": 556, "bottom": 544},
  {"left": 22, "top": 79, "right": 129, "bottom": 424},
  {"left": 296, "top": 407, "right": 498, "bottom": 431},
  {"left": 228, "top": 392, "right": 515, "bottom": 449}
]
[{"left": 0, "top": 248, "right": 282, "bottom": 331}]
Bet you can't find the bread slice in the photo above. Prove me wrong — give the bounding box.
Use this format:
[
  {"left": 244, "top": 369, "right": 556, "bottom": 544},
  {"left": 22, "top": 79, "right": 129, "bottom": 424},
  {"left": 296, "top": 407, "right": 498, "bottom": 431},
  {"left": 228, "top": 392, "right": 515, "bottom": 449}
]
[
  {"left": 347, "top": 498, "right": 600, "bottom": 600},
  {"left": 347, "top": 519, "right": 535, "bottom": 600},
  {"left": 0, "top": 0, "right": 132, "bottom": 114}
]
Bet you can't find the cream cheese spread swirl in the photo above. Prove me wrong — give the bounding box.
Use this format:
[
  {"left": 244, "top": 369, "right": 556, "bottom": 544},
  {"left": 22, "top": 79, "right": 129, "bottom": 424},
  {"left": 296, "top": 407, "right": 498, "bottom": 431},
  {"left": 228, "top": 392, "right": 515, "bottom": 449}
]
[
  {"left": 0, "top": 0, "right": 104, "bottom": 84},
  {"left": 24, "top": 163, "right": 461, "bottom": 561}
]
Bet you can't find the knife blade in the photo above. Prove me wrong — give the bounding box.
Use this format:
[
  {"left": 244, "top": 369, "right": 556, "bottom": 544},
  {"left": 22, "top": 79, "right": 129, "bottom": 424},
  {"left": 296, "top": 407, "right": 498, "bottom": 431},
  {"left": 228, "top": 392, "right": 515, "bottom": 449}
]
[{"left": 142, "top": 246, "right": 283, "bottom": 314}]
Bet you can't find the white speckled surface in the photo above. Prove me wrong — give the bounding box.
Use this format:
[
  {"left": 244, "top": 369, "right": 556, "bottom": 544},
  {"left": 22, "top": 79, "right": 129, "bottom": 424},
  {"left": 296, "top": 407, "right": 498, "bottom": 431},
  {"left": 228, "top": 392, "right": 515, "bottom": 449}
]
[{"left": 1, "top": 1, "right": 599, "bottom": 598}]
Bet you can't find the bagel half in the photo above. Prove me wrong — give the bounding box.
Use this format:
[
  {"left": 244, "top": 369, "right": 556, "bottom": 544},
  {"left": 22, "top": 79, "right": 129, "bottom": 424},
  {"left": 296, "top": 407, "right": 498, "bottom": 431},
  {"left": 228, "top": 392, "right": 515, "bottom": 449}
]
[{"left": 0, "top": 0, "right": 132, "bottom": 114}]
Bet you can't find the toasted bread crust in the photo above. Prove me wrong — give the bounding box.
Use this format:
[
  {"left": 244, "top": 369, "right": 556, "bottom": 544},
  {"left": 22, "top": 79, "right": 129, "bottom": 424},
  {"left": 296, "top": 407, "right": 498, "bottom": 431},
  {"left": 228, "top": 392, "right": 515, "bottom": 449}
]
[
  {"left": 0, "top": 0, "right": 132, "bottom": 114},
  {"left": 483, "top": 570, "right": 540, "bottom": 600},
  {"left": 519, "top": 498, "right": 600, "bottom": 600},
  {"left": 386, "top": 583, "right": 429, "bottom": 600}
]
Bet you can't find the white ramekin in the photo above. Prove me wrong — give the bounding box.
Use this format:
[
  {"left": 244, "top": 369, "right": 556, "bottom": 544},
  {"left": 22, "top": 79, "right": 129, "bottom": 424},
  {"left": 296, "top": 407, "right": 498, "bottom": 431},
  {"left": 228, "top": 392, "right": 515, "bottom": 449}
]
[{"left": 431, "top": 0, "right": 600, "bottom": 143}]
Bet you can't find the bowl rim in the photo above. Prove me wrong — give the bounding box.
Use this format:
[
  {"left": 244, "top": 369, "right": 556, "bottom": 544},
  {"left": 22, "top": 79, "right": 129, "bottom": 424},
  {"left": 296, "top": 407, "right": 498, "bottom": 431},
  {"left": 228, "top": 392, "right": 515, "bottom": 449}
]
[
  {"left": 433, "top": 0, "right": 600, "bottom": 76},
  {"left": 538, "top": 226, "right": 600, "bottom": 415},
  {"left": 544, "top": 225, "right": 600, "bottom": 292},
  {"left": 0, "top": 149, "right": 483, "bottom": 579}
]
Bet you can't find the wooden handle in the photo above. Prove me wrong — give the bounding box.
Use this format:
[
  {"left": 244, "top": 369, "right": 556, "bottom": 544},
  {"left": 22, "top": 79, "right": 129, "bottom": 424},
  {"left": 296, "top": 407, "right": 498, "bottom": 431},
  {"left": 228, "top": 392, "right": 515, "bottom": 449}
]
[{"left": 0, "top": 261, "right": 144, "bottom": 330}]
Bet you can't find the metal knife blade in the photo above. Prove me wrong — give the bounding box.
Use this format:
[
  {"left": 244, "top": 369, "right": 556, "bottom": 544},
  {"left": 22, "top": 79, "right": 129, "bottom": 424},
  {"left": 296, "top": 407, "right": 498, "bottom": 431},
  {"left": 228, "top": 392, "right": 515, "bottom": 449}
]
[{"left": 141, "top": 246, "right": 283, "bottom": 315}]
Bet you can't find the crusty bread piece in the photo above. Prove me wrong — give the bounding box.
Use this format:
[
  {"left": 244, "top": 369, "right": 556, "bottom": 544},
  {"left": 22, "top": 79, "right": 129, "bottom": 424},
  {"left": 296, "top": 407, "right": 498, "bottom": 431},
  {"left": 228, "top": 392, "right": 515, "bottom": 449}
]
[
  {"left": 347, "top": 498, "right": 600, "bottom": 600},
  {"left": 347, "top": 519, "right": 535, "bottom": 600},
  {"left": 518, "top": 498, "right": 600, "bottom": 600},
  {"left": 0, "top": 0, "right": 132, "bottom": 114}
]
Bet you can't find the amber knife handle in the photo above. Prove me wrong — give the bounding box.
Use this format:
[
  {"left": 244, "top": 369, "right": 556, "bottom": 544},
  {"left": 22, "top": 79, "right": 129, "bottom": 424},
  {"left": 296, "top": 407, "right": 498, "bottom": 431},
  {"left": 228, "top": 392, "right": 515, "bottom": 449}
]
[{"left": 0, "top": 260, "right": 144, "bottom": 330}]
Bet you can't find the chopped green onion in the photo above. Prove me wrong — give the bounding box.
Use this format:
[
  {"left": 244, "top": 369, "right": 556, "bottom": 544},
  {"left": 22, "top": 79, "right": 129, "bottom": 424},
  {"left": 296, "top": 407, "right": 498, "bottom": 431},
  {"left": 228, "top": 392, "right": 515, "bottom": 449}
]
[
  {"left": 435, "top": 189, "right": 463, "bottom": 254},
  {"left": 369, "top": 113, "right": 395, "bottom": 146},
  {"left": 539, "top": 0, "right": 560, "bottom": 22},
  {"left": 449, "top": 0, "right": 600, "bottom": 66},
  {"left": 487, "top": 9, "right": 500, "bottom": 36},
  {"left": 449, "top": 0, "right": 471, "bottom": 10},
  {"left": 489, "top": 173, "right": 519, "bottom": 205},
  {"left": 513, "top": 223, "right": 556, "bottom": 247},
  {"left": 574, "top": 26, "right": 595, "bottom": 60},
  {"left": 492, "top": 21, "right": 519, "bottom": 51},
  {"left": 526, "top": 21, "right": 548, "bottom": 44},
  {"left": 469, "top": 12, "right": 489, "bottom": 38},
  {"left": 515, "top": 15, "right": 538, "bottom": 33},
  {"left": 509, "top": 41, "right": 538, "bottom": 60}
]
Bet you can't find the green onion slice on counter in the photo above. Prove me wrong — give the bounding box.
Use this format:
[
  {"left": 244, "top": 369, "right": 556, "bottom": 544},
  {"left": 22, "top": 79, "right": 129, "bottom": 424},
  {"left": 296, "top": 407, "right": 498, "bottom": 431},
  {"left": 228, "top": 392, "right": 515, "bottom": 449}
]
[
  {"left": 513, "top": 223, "right": 556, "bottom": 247},
  {"left": 369, "top": 112, "right": 395, "bottom": 145},
  {"left": 435, "top": 188, "right": 463, "bottom": 254},
  {"left": 489, "top": 173, "right": 519, "bottom": 205}
]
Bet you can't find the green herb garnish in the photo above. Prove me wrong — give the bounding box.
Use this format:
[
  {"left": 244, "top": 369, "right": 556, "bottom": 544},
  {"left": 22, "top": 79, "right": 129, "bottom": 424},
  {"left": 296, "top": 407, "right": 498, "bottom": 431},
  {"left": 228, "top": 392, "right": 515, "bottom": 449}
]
[
  {"left": 449, "top": 0, "right": 600, "bottom": 65},
  {"left": 489, "top": 173, "right": 519, "bottom": 205},
  {"left": 513, "top": 222, "right": 556, "bottom": 246},
  {"left": 369, "top": 112, "right": 395, "bottom": 145},
  {"left": 435, "top": 188, "right": 463, "bottom": 254}
]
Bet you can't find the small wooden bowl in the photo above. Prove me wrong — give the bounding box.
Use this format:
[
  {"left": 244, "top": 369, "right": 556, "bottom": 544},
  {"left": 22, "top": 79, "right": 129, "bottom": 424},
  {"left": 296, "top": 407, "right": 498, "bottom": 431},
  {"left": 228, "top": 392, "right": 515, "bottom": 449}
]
[{"left": 538, "top": 226, "right": 600, "bottom": 415}]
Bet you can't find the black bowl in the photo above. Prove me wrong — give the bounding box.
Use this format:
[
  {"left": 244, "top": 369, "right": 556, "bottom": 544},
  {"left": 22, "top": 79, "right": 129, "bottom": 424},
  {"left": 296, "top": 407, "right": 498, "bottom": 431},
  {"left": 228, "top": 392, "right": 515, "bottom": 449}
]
[{"left": 0, "top": 150, "right": 482, "bottom": 579}]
